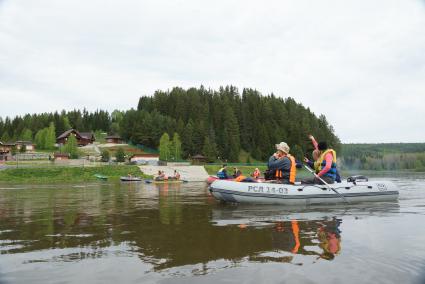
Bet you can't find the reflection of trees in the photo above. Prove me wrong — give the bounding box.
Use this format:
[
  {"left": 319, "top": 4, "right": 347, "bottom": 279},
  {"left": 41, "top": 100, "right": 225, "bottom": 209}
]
[
  {"left": 0, "top": 186, "right": 343, "bottom": 271},
  {"left": 158, "top": 184, "right": 182, "bottom": 225}
]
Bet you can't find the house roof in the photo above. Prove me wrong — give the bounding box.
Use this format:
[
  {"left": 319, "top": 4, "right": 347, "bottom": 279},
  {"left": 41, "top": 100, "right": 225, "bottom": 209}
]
[
  {"left": 57, "top": 129, "right": 81, "bottom": 140},
  {"left": 16, "top": 141, "right": 35, "bottom": 145},
  {"left": 105, "top": 135, "right": 122, "bottom": 139},
  {"left": 57, "top": 129, "right": 95, "bottom": 141},
  {"left": 80, "top": 132, "right": 95, "bottom": 140},
  {"left": 191, "top": 154, "right": 206, "bottom": 159}
]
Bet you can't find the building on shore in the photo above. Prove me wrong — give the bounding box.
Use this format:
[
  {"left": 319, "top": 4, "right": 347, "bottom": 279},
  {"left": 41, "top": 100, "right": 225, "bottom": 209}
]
[
  {"left": 15, "top": 141, "right": 36, "bottom": 152},
  {"left": 54, "top": 152, "right": 70, "bottom": 160},
  {"left": 130, "top": 154, "right": 159, "bottom": 165},
  {"left": 56, "top": 129, "right": 95, "bottom": 146},
  {"left": 105, "top": 135, "right": 124, "bottom": 144}
]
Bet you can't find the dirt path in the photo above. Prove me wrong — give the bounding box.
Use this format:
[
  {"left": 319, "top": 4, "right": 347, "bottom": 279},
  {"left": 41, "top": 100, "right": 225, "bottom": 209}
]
[{"left": 138, "top": 165, "right": 209, "bottom": 182}]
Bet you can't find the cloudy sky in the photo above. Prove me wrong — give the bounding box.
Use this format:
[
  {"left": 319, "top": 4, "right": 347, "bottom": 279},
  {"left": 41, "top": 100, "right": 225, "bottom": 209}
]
[{"left": 0, "top": 0, "right": 424, "bottom": 143}]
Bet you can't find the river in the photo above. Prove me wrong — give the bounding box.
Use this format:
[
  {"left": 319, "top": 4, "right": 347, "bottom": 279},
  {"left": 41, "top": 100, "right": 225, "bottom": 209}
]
[{"left": 0, "top": 173, "right": 425, "bottom": 284}]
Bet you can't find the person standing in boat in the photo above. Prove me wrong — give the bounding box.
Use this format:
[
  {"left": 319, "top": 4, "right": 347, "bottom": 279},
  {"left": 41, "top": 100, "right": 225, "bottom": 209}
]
[
  {"left": 267, "top": 142, "right": 297, "bottom": 184},
  {"left": 303, "top": 138, "right": 338, "bottom": 184},
  {"left": 217, "top": 164, "right": 229, "bottom": 179}
]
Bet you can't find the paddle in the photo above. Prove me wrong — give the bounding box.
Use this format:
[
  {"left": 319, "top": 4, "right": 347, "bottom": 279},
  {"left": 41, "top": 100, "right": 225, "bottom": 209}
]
[{"left": 303, "top": 165, "right": 349, "bottom": 204}]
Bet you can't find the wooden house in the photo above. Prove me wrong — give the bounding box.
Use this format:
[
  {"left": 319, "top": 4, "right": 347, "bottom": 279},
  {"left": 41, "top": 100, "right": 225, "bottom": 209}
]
[
  {"left": 105, "top": 135, "right": 124, "bottom": 144},
  {"left": 56, "top": 129, "right": 95, "bottom": 146}
]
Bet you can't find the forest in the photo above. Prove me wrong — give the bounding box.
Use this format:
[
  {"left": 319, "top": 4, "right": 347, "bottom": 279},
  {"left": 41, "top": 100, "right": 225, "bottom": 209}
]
[
  {"left": 0, "top": 86, "right": 341, "bottom": 162},
  {"left": 340, "top": 143, "right": 425, "bottom": 171}
]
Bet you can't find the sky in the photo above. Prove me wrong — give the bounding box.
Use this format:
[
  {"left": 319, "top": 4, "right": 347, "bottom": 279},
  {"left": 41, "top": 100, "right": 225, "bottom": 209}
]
[{"left": 0, "top": 0, "right": 424, "bottom": 143}]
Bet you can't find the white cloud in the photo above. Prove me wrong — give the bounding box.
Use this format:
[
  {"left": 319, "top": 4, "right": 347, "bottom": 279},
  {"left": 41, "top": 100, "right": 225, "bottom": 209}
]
[{"left": 0, "top": 0, "right": 424, "bottom": 142}]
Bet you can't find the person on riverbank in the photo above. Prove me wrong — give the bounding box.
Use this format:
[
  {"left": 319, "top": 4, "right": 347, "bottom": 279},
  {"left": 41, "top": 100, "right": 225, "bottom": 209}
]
[
  {"left": 266, "top": 142, "right": 297, "bottom": 184},
  {"left": 217, "top": 164, "right": 229, "bottom": 179},
  {"left": 303, "top": 136, "right": 338, "bottom": 184}
]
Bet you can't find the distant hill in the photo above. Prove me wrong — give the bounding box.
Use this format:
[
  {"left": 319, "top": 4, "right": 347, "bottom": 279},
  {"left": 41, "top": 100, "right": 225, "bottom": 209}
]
[{"left": 340, "top": 143, "right": 425, "bottom": 171}]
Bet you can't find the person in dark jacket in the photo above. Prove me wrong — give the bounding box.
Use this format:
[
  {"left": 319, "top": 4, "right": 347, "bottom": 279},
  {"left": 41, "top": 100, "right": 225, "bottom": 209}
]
[{"left": 267, "top": 142, "right": 297, "bottom": 184}]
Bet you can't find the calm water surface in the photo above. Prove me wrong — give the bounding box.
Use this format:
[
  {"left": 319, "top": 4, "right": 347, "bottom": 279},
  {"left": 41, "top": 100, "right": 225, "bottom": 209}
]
[{"left": 1, "top": 174, "right": 425, "bottom": 284}]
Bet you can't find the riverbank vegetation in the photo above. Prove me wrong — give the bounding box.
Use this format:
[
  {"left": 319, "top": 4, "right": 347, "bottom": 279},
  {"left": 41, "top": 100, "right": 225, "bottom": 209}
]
[
  {"left": 340, "top": 143, "right": 425, "bottom": 171},
  {"left": 0, "top": 166, "right": 149, "bottom": 184}
]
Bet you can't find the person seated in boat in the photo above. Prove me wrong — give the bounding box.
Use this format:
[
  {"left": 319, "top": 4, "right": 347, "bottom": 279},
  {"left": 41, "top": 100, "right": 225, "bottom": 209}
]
[
  {"left": 252, "top": 168, "right": 261, "bottom": 179},
  {"left": 304, "top": 135, "right": 341, "bottom": 183},
  {"left": 233, "top": 167, "right": 242, "bottom": 178},
  {"left": 302, "top": 138, "right": 338, "bottom": 184},
  {"left": 267, "top": 142, "right": 297, "bottom": 184},
  {"left": 217, "top": 164, "right": 229, "bottom": 179},
  {"left": 155, "top": 170, "right": 167, "bottom": 181},
  {"left": 173, "top": 170, "right": 180, "bottom": 180}
]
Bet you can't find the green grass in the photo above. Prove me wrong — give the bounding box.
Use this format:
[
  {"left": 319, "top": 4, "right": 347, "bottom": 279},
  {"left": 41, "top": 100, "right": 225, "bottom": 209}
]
[{"left": 0, "top": 165, "right": 151, "bottom": 184}]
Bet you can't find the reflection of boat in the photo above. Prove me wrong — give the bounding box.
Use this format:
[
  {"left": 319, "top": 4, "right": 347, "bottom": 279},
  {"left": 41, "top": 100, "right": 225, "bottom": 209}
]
[
  {"left": 120, "top": 176, "right": 142, "bottom": 182},
  {"left": 145, "top": 179, "right": 187, "bottom": 184},
  {"left": 210, "top": 179, "right": 399, "bottom": 205},
  {"left": 94, "top": 174, "right": 108, "bottom": 180}
]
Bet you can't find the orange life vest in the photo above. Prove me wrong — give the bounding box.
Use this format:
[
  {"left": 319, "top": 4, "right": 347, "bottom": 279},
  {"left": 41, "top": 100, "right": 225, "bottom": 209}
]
[
  {"left": 235, "top": 175, "right": 246, "bottom": 182},
  {"left": 275, "top": 154, "right": 297, "bottom": 184}
]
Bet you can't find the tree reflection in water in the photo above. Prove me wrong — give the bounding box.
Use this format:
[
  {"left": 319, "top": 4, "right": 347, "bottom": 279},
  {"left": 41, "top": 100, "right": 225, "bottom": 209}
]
[{"left": 0, "top": 184, "right": 343, "bottom": 275}]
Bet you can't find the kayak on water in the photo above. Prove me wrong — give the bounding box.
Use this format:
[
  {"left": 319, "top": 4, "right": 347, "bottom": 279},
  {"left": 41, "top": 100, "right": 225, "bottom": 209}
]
[
  {"left": 209, "top": 176, "right": 399, "bottom": 205},
  {"left": 120, "top": 176, "right": 142, "bottom": 182},
  {"left": 94, "top": 174, "right": 108, "bottom": 180}
]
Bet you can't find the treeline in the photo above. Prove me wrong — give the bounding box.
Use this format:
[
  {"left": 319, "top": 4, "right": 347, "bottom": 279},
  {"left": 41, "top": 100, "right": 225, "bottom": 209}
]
[
  {"left": 126, "top": 86, "right": 340, "bottom": 161},
  {"left": 0, "top": 86, "right": 340, "bottom": 162},
  {"left": 0, "top": 109, "right": 113, "bottom": 142},
  {"left": 340, "top": 143, "right": 425, "bottom": 171}
]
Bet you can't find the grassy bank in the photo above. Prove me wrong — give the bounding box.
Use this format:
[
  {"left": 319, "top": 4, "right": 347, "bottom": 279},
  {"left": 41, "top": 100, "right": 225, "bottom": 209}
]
[{"left": 0, "top": 165, "right": 150, "bottom": 184}]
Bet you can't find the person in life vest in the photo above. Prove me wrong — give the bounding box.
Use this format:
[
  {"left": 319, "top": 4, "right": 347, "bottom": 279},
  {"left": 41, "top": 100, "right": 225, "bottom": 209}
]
[
  {"left": 252, "top": 168, "right": 261, "bottom": 179},
  {"left": 303, "top": 135, "right": 341, "bottom": 183},
  {"left": 170, "top": 170, "right": 180, "bottom": 180},
  {"left": 267, "top": 142, "right": 297, "bottom": 184},
  {"left": 216, "top": 164, "right": 229, "bottom": 179},
  {"left": 303, "top": 137, "right": 338, "bottom": 184},
  {"left": 233, "top": 167, "right": 242, "bottom": 178}
]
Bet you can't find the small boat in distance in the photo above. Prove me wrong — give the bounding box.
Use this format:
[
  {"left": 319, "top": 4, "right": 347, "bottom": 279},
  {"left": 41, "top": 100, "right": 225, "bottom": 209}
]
[
  {"left": 120, "top": 176, "right": 142, "bottom": 182},
  {"left": 94, "top": 174, "right": 108, "bottom": 180}
]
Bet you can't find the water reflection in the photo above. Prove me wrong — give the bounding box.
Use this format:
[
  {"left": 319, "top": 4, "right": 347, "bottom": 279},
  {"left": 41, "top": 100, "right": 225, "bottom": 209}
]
[{"left": 0, "top": 183, "right": 350, "bottom": 274}]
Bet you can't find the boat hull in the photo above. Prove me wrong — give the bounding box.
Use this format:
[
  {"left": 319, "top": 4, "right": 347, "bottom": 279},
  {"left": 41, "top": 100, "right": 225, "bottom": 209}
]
[
  {"left": 120, "top": 177, "right": 142, "bottom": 182},
  {"left": 209, "top": 180, "right": 399, "bottom": 205}
]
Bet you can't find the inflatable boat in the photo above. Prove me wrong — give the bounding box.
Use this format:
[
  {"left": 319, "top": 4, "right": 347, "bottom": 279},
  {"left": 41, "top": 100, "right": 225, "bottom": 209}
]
[
  {"left": 145, "top": 179, "right": 187, "bottom": 184},
  {"left": 209, "top": 176, "right": 399, "bottom": 205}
]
